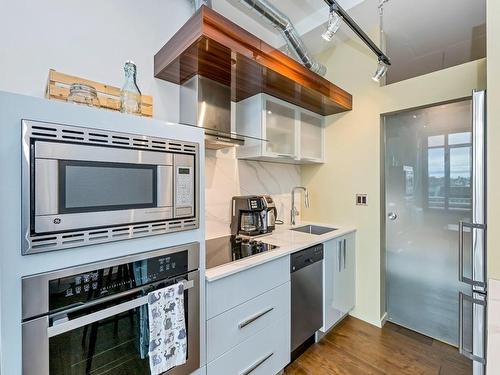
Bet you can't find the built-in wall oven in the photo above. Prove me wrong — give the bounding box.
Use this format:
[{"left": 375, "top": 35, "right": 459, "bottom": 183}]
[
  {"left": 22, "top": 242, "right": 200, "bottom": 375},
  {"left": 22, "top": 120, "right": 199, "bottom": 255}
]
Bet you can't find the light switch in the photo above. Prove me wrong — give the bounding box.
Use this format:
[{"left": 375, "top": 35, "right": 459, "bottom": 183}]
[{"left": 356, "top": 194, "right": 367, "bottom": 206}]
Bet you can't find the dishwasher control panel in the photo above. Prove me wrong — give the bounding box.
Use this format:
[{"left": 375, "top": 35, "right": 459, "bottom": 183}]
[{"left": 290, "top": 244, "right": 324, "bottom": 272}]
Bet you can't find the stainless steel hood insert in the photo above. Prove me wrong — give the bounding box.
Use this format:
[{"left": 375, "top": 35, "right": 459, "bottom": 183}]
[{"left": 180, "top": 75, "right": 244, "bottom": 149}]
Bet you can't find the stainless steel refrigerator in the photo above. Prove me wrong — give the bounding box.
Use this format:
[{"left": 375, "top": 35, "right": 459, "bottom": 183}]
[{"left": 458, "top": 89, "right": 487, "bottom": 374}]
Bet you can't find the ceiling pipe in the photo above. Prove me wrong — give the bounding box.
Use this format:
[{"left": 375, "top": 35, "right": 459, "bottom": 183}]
[
  {"left": 231, "top": 0, "right": 327, "bottom": 76},
  {"left": 192, "top": 0, "right": 212, "bottom": 10}
]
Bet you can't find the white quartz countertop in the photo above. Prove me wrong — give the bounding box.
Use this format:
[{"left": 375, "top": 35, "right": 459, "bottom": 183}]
[{"left": 205, "top": 222, "right": 357, "bottom": 282}]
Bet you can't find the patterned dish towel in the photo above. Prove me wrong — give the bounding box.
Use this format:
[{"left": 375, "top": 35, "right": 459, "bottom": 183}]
[{"left": 148, "top": 282, "right": 187, "bottom": 375}]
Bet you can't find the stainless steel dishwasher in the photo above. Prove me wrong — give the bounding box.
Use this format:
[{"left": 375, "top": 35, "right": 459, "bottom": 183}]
[{"left": 290, "top": 243, "right": 324, "bottom": 360}]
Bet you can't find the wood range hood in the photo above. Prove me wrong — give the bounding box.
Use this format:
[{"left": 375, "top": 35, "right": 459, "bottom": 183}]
[{"left": 154, "top": 6, "right": 352, "bottom": 116}]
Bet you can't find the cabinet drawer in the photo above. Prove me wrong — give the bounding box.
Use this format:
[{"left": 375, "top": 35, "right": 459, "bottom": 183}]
[
  {"left": 207, "top": 313, "right": 290, "bottom": 375},
  {"left": 207, "top": 282, "right": 290, "bottom": 362},
  {"left": 206, "top": 256, "right": 290, "bottom": 319}
]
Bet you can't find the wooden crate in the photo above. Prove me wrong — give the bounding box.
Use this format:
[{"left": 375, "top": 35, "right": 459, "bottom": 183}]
[{"left": 45, "top": 69, "right": 153, "bottom": 117}]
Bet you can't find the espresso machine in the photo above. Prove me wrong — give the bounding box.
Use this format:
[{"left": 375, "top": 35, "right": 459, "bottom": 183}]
[
  {"left": 263, "top": 195, "right": 277, "bottom": 232},
  {"left": 231, "top": 196, "right": 269, "bottom": 236}
]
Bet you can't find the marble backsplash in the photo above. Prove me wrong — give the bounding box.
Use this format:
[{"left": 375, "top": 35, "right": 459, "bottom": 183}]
[{"left": 205, "top": 148, "right": 301, "bottom": 239}]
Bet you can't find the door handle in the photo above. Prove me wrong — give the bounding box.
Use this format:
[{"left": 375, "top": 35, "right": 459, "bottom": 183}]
[
  {"left": 47, "top": 278, "right": 195, "bottom": 337},
  {"left": 343, "top": 239, "right": 347, "bottom": 270},
  {"left": 239, "top": 352, "right": 274, "bottom": 375},
  {"left": 238, "top": 307, "right": 274, "bottom": 329},
  {"left": 458, "top": 221, "right": 487, "bottom": 288},
  {"left": 387, "top": 212, "right": 398, "bottom": 221},
  {"left": 338, "top": 241, "right": 342, "bottom": 272},
  {"left": 458, "top": 292, "right": 487, "bottom": 364}
]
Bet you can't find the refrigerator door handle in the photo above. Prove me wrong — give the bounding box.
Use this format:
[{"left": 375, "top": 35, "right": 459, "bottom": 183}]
[
  {"left": 458, "top": 292, "right": 487, "bottom": 365},
  {"left": 458, "top": 221, "right": 487, "bottom": 289}
]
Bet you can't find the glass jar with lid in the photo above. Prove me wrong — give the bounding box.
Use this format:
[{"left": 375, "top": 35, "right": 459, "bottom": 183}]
[{"left": 67, "top": 83, "right": 101, "bottom": 107}]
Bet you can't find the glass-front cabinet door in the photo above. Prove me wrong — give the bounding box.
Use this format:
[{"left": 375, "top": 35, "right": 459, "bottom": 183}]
[
  {"left": 262, "top": 98, "right": 297, "bottom": 159},
  {"left": 235, "top": 93, "right": 325, "bottom": 164},
  {"left": 300, "top": 112, "right": 324, "bottom": 161}
]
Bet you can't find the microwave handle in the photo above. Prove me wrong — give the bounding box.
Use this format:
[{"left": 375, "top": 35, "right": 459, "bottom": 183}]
[{"left": 47, "top": 279, "right": 194, "bottom": 338}]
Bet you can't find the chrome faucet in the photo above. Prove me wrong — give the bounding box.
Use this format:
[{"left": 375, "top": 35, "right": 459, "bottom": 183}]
[{"left": 291, "top": 186, "right": 310, "bottom": 226}]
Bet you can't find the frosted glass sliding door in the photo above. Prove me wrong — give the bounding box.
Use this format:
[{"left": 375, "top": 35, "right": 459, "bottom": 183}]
[{"left": 384, "top": 99, "right": 473, "bottom": 345}]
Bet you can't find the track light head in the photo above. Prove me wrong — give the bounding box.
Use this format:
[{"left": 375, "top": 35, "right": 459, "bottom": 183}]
[
  {"left": 322, "top": 10, "right": 342, "bottom": 41},
  {"left": 372, "top": 60, "right": 388, "bottom": 82}
]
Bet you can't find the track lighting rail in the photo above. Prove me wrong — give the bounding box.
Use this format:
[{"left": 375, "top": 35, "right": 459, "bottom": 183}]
[{"left": 323, "top": 0, "right": 391, "bottom": 66}]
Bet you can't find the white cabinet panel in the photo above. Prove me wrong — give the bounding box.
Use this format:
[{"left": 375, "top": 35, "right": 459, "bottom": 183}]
[
  {"left": 207, "top": 282, "right": 290, "bottom": 362},
  {"left": 321, "top": 233, "right": 356, "bottom": 332},
  {"left": 207, "top": 313, "right": 290, "bottom": 375},
  {"left": 206, "top": 255, "right": 290, "bottom": 319}
]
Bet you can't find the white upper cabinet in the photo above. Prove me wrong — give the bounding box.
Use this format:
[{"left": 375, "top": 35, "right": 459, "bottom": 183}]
[
  {"left": 236, "top": 94, "right": 324, "bottom": 164},
  {"left": 300, "top": 112, "right": 324, "bottom": 162}
]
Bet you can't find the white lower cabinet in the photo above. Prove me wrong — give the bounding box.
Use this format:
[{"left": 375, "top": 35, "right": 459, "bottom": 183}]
[
  {"left": 206, "top": 257, "right": 291, "bottom": 374},
  {"left": 207, "top": 313, "right": 290, "bottom": 375},
  {"left": 321, "top": 233, "right": 356, "bottom": 332},
  {"left": 206, "top": 256, "right": 289, "bottom": 319},
  {"left": 207, "top": 282, "right": 290, "bottom": 362}
]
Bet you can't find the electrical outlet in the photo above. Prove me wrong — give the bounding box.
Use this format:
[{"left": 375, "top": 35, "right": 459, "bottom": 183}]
[{"left": 356, "top": 194, "right": 367, "bottom": 206}]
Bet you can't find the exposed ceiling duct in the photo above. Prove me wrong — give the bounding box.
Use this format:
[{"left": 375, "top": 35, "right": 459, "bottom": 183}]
[
  {"left": 231, "top": 0, "right": 327, "bottom": 76},
  {"left": 191, "top": 0, "right": 326, "bottom": 76},
  {"left": 192, "top": 0, "right": 212, "bottom": 9}
]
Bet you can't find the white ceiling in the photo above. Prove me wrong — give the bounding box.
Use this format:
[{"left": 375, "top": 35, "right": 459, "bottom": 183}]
[
  {"left": 383, "top": 0, "right": 486, "bottom": 83},
  {"left": 211, "top": 0, "right": 486, "bottom": 83}
]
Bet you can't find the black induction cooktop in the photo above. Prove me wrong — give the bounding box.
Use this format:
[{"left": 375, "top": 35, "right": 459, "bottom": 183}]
[{"left": 206, "top": 235, "right": 279, "bottom": 269}]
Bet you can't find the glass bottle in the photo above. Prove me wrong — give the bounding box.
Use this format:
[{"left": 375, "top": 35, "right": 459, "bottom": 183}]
[{"left": 120, "top": 61, "right": 142, "bottom": 115}]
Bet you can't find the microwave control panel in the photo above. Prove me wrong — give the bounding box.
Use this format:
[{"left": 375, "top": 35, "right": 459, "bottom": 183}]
[
  {"left": 174, "top": 153, "right": 195, "bottom": 217},
  {"left": 176, "top": 167, "right": 193, "bottom": 207}
]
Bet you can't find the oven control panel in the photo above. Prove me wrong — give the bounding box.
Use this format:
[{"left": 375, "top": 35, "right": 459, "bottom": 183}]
[{"left": 48, "top": 250, "right": 188, "bottom": 311}]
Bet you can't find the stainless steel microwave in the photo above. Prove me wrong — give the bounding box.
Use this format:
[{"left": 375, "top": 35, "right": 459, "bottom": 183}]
[{"left": 22, "top": 120, "right": 199, "bottom": 255}]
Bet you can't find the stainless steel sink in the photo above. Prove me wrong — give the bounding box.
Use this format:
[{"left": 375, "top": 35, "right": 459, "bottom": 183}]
[{"left": 290, "top": 225, "right": 337, "bottom": 235}]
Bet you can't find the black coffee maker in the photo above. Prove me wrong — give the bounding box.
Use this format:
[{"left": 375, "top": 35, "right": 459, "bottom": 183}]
[{"left": 230, "top": 196, "right": 268, "bottom": 236}]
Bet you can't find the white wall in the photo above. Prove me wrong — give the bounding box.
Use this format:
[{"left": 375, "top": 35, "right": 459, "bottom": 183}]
[{"left": 0, "top": 0, "right": 195, "bottom": 122}]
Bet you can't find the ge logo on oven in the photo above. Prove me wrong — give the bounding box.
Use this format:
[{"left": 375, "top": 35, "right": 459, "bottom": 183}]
[{"left": 53, "top": 218, "right": 61, "bottom": 224}]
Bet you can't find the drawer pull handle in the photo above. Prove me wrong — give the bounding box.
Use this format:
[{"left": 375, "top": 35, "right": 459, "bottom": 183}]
[
  {"left": 238, "top": 307, "right": 274, "bottom": 329},
  {"left": 240, "top": 352, "right": 274, "bottom": 375}
]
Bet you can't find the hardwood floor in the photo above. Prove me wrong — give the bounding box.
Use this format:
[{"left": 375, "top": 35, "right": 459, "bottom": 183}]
[{"left": 284, "top": 317, "right": 472, "bottom": 375}]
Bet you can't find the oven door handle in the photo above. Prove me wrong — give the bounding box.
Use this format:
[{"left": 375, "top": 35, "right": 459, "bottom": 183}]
[{"left": 47, "top": 279, "right": 194, "bottom": 338}]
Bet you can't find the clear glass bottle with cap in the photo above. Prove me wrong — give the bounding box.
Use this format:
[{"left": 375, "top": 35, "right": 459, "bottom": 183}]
[{"left": 120, "top": 61, "right": 142, "bottom": 115}]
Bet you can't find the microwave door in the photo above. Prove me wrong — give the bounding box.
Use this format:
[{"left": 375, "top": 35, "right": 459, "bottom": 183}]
[{"left": 33, "top": 142, "right": 175, "bottom": 234}]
